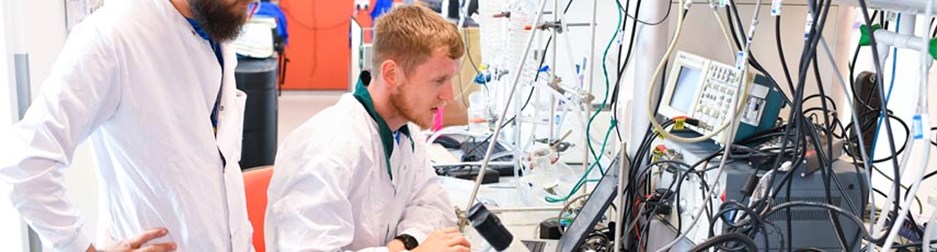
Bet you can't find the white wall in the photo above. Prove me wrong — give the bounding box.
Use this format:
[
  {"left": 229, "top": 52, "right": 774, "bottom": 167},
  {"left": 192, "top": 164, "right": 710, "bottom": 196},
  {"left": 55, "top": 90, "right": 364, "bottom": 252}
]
[
  {"left": 0, "top": 0, "right": 14, "bottom": 123},
  {"left": 16, "top": 0, "right": 101, "bottom": 249},
  {"left": 0, "top": 1, "right": 28, "bottom": 251}
]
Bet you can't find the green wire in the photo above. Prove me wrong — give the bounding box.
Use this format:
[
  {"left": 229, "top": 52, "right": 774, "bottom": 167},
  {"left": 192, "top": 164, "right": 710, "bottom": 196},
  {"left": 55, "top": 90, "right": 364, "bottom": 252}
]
[
  {"left": 545, "top": 0, "right": 626, "bottom": 204},
  {"left": 586, "top": 0, "right": 625, "bottom": 174},
  {"left": 546, "top": 121, "right": 617, "bottom": 203}
]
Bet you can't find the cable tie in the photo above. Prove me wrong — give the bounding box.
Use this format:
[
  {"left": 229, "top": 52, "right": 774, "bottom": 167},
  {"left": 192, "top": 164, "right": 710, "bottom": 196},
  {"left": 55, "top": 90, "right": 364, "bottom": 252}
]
[{"left": 674, "top": 117, "right": 686, "bottom": 130}]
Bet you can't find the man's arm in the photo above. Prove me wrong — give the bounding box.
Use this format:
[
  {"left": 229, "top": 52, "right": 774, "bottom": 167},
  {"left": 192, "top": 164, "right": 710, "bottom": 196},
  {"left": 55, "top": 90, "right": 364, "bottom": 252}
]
[
  {"left": 0, "top": 22, "right": 120, "bottom": 251},
  {"left": 267, "top": 153, "right": 391, "bottom": 251},
  {"left": 394, "top": 152, "right": 458, "bottom": 243}
]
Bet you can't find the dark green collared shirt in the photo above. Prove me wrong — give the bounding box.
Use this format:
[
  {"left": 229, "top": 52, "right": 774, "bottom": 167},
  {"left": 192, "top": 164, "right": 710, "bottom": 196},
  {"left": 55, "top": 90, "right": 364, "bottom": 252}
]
[{"left": 352, "top": 79, "right": 413, "bottom": 181}]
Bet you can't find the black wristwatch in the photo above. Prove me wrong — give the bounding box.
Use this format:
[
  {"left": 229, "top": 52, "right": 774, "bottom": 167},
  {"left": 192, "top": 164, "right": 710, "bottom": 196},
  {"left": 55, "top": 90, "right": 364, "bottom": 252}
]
[{"left": 394, "top": 234, "right": 419, "bottom": 250}]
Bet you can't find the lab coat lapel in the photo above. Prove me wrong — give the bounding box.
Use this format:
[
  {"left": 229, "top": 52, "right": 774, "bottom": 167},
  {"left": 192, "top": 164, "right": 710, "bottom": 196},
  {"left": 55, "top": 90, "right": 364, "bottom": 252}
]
[
  {"left": 213, "top": 43, "right": 254, "bottom": 251},
  {"left": 215, "top": 44, "right": 246, "bottom": 169}
]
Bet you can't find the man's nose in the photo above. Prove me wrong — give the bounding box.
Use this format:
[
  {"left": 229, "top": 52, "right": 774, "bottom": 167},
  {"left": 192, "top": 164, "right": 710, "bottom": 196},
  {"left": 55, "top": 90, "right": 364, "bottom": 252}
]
[{"left": 440, "top": 81, "right": 455, "bottom": 102}]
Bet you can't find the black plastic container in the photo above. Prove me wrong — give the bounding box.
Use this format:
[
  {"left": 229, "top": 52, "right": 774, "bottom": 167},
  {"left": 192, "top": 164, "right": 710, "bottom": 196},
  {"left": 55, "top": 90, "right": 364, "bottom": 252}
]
[{"left": 235, "top": 58, "right": 278, "bottom": 169}]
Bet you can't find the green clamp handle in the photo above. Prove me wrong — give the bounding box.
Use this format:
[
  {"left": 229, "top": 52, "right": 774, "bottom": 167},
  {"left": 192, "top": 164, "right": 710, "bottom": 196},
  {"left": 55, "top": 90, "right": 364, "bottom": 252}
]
[
  {"left": 930, "top": 38, "right": 937, "bottom": 61},
  {"left": 858, "top": 24, "right": 882, "bottom": 46},
  {"left": 859, "top": 24, "right": 937, "bottom": 61}
]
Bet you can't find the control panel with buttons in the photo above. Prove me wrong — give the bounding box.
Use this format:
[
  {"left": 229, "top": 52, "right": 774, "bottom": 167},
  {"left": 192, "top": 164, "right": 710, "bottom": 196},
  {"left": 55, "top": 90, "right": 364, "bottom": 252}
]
[
  {"left": 658, "top": 51, "right": 782, "bottom": 144},
  {"left": 688, "top": 60, "right": 744, "bottom": 143}
]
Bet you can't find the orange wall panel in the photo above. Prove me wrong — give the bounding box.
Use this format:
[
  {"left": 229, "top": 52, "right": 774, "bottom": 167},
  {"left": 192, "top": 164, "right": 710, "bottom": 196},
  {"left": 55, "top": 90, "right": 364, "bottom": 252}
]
[
  {"left": 280, "top": 0, "right": 355, "bottom": 90},
  {"left": 279, "top": 0, "right": 404, "bottom": 90}
]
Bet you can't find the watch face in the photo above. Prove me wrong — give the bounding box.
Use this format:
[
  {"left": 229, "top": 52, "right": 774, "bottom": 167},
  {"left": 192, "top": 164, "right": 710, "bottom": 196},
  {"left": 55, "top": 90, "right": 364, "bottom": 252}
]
[{"left": 398, "top": 234, "right": 419, "bottom": 250}]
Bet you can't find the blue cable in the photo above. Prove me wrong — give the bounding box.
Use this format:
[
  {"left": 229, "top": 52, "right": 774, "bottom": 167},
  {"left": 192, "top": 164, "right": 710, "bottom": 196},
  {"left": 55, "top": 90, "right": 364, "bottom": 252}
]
[{"left": 867, "top": 14, "right": 900, "bottom": 166}]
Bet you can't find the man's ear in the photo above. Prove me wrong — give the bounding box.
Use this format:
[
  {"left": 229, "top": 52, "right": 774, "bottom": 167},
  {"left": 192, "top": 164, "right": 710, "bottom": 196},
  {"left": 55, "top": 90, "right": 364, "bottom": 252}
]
[{"left": 380, "top": 59, "right": 398, "bottom": 87}]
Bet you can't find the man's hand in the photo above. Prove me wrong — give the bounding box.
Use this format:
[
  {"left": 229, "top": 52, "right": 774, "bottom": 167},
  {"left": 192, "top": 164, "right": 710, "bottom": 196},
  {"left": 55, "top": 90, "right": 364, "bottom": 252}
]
[
  {"left": 386, "top": 239, "right": 407, "bottom": 252},
  {"left": 87, "top": 228, "right": 177, "bottom": 252},
  {"left": 411, "top": 227, "right": 471, "bottom": 252}
]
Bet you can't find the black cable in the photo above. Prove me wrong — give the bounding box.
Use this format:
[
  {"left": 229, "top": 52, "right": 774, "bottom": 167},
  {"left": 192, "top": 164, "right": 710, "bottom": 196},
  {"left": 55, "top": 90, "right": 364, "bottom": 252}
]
[
  {"left": 630, "top": 121, "right": 677, "bottom": 192},
  {"left": 724, "top": 0, "right": 791, "bottom": 105},
  {"left": 708, "top": 201, "right": 766, "bottom": 246},
  {"left": 626, "top": 120, "right": 676, "bottom": 249},
  {"left": 763, "top": 0, "right": 838, "bottom": 224},
  {"left": 776, "top": 130, "right": 809, "bottom": 250},
  {"left": 726, "top": 0, "right": 812, "bottom": 219},
  {"left": 857, "top": 0, "right": 905, "bottom": 235},
  {"left": 760, "top": 1, "right": 836, "bottom": 237},
  {"left": 616, "top": 0, "right": 671, "bottom": 26},
  {"left": 931, "top": 126, "right": 937, "bottom": 147},
  {"left": 459, "top": 28, "right": 482, "bottom": 107},
  {"left": 699, "top": 172, "right": 715, "bottom": 235},
  {"left": 803, "top": 94, "right": 839, "bottom": 112},
  {"left": 848, "top": 11, "right": 880, "bottom": 111},
  {"left": 758, "top": 120, "right": 806, "bottom": 250},
  {"left": 834, "top": 110, "right": 877, "bottom": 214},
  {"left": 931, "top": 17, "right": 937, "bottom": 38},
  {"left": 623, "top": 10, "right": 689, "bottom": 238},
  {"left": 813, "top": 51, "right": 853, "bottom": 250},
  {"left": 461, "top": 117, "right": 517, "bottom": 158},
  {"left": 777, "top": 0, "right": 845, "bottom": 243},
  {"left": 842, "top": 111, "right": 909, "bottom": 164},
  {"left": 626, "top": 58, "right": 671, "bottom": 217},
  {"left": 635, "top": 159, "right": 685, "bottom": 252},
  {"left": 614, "top": 0, "right": 628, "bottom": 140},
  {"left": 615, "top": 0, "right": 643, "bottom": 81},
  {"left": 775, "top": 15, "right": 796, "bottom": 100},
  {"left": 689, "top": 233, "right": 758, "bottom": 252},
  {"left": 806, "top": 28, "right": 841, "bottom": 234},
  {"left": 611, "top": 0, "right": 643, "bottom": 142},
  {"left": 764, "top": 219, "right": 787, "bottom": 252},
  {"left": 626, "top": 120, "right": 679, "bottom": 250},
  {"left": 636, "top": 0, "right": 860, "bottom": 248}
]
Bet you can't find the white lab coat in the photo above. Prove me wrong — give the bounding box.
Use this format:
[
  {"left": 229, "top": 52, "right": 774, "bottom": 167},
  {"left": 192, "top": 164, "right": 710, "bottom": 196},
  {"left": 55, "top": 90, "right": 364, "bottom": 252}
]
[
  {"left": 0, "top": 0, "right": 252, "bottom": 251},
  {"left": 265, "top": 94, "right": 456, "bottom": 251}
]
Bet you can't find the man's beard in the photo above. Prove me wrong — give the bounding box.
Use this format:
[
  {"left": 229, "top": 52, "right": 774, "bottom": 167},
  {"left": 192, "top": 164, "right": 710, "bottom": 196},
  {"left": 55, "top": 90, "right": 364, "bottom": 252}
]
[
  {"left": 391, "top": 84, "right": 433, "bottom": 129},
  {"left": 188, "top": 0, "right": 248, "bottom": 42}
]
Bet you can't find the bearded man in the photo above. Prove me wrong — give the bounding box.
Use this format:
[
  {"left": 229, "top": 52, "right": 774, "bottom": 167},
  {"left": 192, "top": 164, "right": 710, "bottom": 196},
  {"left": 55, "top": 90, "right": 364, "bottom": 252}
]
[{"left": 1, "top": 0, "right": 260, "bottom": 251}]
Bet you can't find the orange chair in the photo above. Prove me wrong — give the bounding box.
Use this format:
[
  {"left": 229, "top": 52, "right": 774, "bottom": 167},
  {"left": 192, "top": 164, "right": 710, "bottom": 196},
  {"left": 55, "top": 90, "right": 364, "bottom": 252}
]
[{"left": 243, "top": 166, "right": 274, "bottom": 252}]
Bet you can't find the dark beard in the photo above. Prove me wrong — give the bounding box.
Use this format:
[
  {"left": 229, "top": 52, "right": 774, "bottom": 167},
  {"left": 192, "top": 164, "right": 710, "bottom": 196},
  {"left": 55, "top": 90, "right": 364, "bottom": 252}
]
[{"left": 188, "top": 0, "right": 247, "bottom": 42}]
